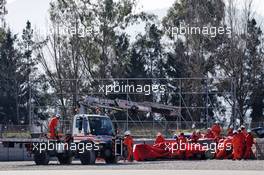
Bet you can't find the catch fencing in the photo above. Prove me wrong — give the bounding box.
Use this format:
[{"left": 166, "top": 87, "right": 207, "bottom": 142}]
[{"left": 1, "top": 121, "right": 264, "bottom": 139}]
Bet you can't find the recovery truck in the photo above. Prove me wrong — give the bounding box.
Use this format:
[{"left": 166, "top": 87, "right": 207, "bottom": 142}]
[
  {"left": 32, "top": 114, "right": 123, "bottom": 165},
  {"left": 1, "top": 96, "right": 180, "bottom": 165}
]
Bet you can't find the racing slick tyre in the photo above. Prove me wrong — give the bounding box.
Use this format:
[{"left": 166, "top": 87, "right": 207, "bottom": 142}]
[
  {"left": 80, "top": 149, "right": 96, "bottom": 165},
  {"left": 205, "top": 149, "right": 215, "bottom": 159},
  {"left": 57, "top": 153, "right": 73, "bottom": 165},
  {"left": 200, "top": 152, "right": 206, "bottom": 160},
  {"left": 196, "top": 153, "right": 206, "bottom": 160},
  {"left": 34, "top": 151, "right": 50, "bottom": 165}
]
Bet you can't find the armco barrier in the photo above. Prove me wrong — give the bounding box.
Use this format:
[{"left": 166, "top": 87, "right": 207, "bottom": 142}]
[{"left": 256, "top": 138, "right": 264, "bottom": 160}]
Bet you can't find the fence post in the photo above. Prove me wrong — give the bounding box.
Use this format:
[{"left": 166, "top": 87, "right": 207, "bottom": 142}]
[{"left": 0, "top": 124, "right": 2, "bottom": 138}]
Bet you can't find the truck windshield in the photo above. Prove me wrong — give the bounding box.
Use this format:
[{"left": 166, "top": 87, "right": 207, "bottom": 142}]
[{"left": 88, "top": 117, "right": 114, "bottom": 136}]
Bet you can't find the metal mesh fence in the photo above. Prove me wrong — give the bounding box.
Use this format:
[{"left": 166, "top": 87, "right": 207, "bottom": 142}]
[
  {"left": 2, "top": 121, "right": 263, "bottom": 139},
  {"left": 112, "top": 121, "right": 213, "bottom": 138}
]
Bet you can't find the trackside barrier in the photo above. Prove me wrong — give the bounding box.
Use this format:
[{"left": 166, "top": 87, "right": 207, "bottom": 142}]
[{"left": 256, "top": 138, "right": 264, "bottom": 160}]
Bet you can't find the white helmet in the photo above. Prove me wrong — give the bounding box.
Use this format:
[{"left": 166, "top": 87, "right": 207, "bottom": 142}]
[
  {"left": 247, "top": 129, "right": 251, "bottom": 133},
  {"left": 55, "top": 114, "right": 61, "bottom": 119},
  {"left": 124, "top": 130, "right": 131, "bottom": 136},
  {"left": 233, "top": 130, "right": 238, "bottom": 134},
  {"left": 157, "top": 132, "right": 162, "bottom": 136}
]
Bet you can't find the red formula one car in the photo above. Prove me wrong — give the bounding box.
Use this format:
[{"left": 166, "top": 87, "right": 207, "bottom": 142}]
[{"left": 133, "top": 138, "right": 216, "bottom": 161}]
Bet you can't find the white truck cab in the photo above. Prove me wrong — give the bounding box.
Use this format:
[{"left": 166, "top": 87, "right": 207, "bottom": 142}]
[{"left": 72, "top": 114, "right": 115, "bottom": 142}]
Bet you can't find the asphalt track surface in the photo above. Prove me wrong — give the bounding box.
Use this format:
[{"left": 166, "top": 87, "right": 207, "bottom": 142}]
[
  {"left": 0, "top": 160, "right": 263, "bottom": 171},
  {"left": 0, "top": 170, "right": 263, "bottom": 175}
]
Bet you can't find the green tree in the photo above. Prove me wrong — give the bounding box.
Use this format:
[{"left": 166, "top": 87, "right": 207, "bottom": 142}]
[
  {"left": 210, "top": 0, "right": 264, "bottom": 125},
  {"left": 162, "top": 0, "right": 225, "bottom": 122},
  {"left": 245, "top": 18, "right": 263, "bottom": 123},
  {"left": 0, "top": 30, "right": 28, "bottom": 124},
  {"left": 0, "top": 0, "right": 6, "bottom": 25},
  {"left": 36, "top": 0, "right": 152, "bottom": 123},
  {"left": 20, "top": 21, "right": 45, "bottom": 124}
]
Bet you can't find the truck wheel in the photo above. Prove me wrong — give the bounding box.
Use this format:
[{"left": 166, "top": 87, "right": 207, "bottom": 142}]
[
  {"left": 105, "top": 156, "right": 118, "bottom": 164},
  {"left": 80, "top": 150, "right": 96, "bottom": 165},
  {"left": 34, "top": 151, "right": 50, "bottom": 165},
  {"left": 57, "top": 154, "right": 73, "bottom": 165}
]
